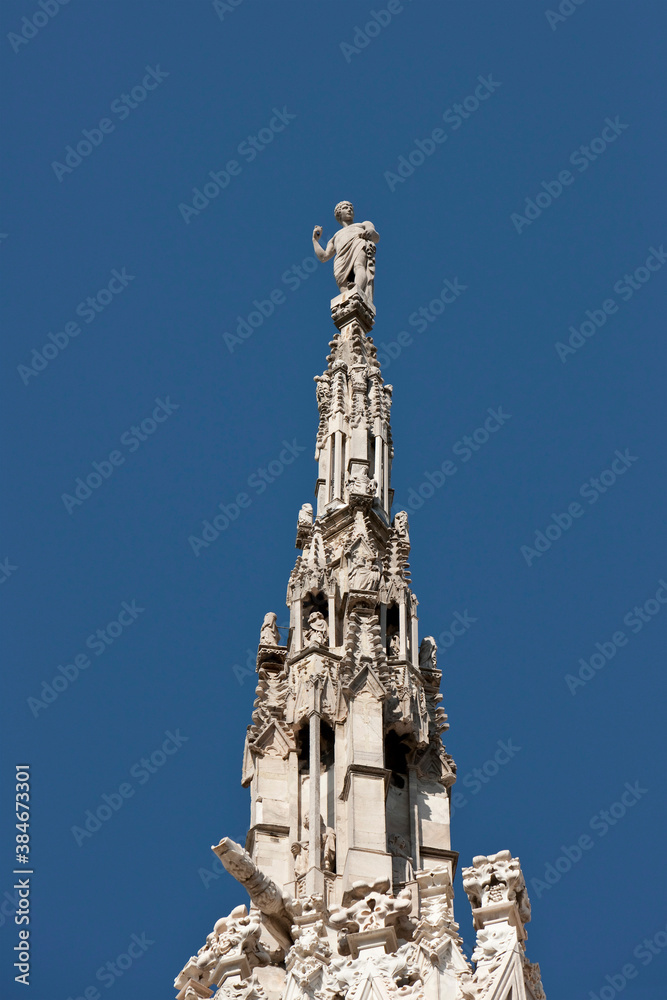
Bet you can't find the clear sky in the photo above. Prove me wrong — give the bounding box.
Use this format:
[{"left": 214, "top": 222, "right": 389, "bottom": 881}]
[{"left": 2, "top": 1, "right": 666, "bottom": 997}]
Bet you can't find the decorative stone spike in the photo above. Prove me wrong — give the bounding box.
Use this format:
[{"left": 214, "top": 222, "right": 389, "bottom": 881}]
[{"left": 173, "top": 210, "right": 548, "bottom": 999}]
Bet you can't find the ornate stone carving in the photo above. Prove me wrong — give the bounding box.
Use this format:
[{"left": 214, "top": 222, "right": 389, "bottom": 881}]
[
  {"left": 462, "top": 850, "right": 530, "bottom": 925},
  {"left": 461, "top": 853, "right": 542, "bottom": 996},
  {"left": 346, "top": 466, "right": 377, "bottom": 500},
  {"left": 319, "top": 942, "right": 422, "bottom": 1000},
  {"left": 523, "top": 957, "right": 547, "bottom": 999},
  {"left": 286, "top": 895, "right": 332, "bottom": 987},
  {"left": 174, "top": 905, "right": 270, "bottom": 993},
  {"left": 288, "top": 526, "right": 332, "bottom": 603},
  {"left": 470, "top": 922, "right": 514, "bottom": 987},
  {"left": 411, "top": 739, "right": 456, "bottom": 788},
  {"left": 314, "top": 375, "right": 332, "bottom": 457},
  {"left": 341, "top": 610, "right": 386, "bottom": 686},
  {"left": 330, "top": 290, "right": 376, "bottom": 332},
  {"left": 347, "top": 539, "right": 382, "bottom": 592},
  {"left": 329, "top": 886, "right": 414, "bottom": 956},
  {"left": 212, "top": 972, "right": 268, "bottom": 1000},
  {"left": 296, "top": 504, "right": 314, "bottom": 549},
  {"left": 410, "top": 868, "right": 464, "bottom": 973},
  {"left": 249, "top": 669, "right": 289, "bottom": 736}
]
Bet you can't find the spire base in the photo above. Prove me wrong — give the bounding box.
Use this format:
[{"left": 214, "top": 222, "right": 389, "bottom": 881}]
[{"left": 330, "top": 289, "right": 375, "bottom": 332}]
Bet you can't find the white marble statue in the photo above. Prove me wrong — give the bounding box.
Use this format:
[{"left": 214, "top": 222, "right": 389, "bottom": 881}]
[
  {"left": 312, "top": 202, "right": 379, "bottom": 303},
  {"left": 347, "top": 544, "right": 381, "bottom": 591},
  {"left": 259, "top": 612, "right": 280, "bottom": 646},
  {"left": 303, "top": 611, "right": 328, "bottom": 647}
]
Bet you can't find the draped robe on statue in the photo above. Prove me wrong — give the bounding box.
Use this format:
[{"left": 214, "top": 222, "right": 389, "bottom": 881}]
[{"left": 327, "top": 223, "right": 377, "bottom": 293}]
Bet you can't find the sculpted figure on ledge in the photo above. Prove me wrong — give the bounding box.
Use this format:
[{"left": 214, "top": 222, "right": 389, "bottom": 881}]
[
  {"left": 312, "top": 202, "right": 380, "bottom": 303},
  {"left": 259, "top": 612, "right": 281, "bottom": 646}
]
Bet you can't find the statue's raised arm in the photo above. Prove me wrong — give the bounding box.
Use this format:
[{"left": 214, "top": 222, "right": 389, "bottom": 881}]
[{"left": 312, "top": 201, "right": 379, "bottom": 304}]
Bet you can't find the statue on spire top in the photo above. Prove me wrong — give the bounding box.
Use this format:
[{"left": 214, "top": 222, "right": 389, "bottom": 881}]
[{"left": 312, "top": 202, "right": 379, "bottom": 303}]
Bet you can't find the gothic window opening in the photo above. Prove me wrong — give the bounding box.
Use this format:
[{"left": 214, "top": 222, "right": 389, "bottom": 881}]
[
  {"left": 384, "top": 730, "right": 410, "bottom": 790},
  {"left": 303, "top": 590, "right": 328, "bottom": 621},
  {"left": 303, "top": 590, "right": 329, "bottom": 646},
  {"left": 386, "top": 602, "right": 400, "bottom": 657},
  {"left": 296, "top": 719, "right": 335, "bottom": 774}
]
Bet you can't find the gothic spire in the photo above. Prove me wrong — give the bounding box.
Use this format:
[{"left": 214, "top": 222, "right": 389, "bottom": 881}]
[{"left": 173, "top": 210, "right": 548, "bottom": 1000}]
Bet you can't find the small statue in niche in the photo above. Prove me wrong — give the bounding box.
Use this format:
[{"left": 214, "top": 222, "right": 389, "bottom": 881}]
[
  {"left": 322, "top": 824, "right": 336, "bottom": 873},
  {"left": 299, "top": 814, "right": 336, "bottom": 873},
  {"left": 346, "top": 467, "right": 377, "bottom": 498},
  {"left": 312, "top": 202, "right": 380, "bottom": 303},
  {"left": 304, "top": 611, "right": 328, "bottom": 647},
  {"left": 388, "top": 833, "right": 415, "bottom": 884},
  {"left": 347, "top": 544, "right": 381, "bottom": 591},
  {"left": 259, "top": 612, "right": 281, "bottom": 646},
  {"left": 388, "top": 632, "right": 401, "bottom": 658},
  {"left": 291, "top": 839, "right": 309, "bottom": 880}
]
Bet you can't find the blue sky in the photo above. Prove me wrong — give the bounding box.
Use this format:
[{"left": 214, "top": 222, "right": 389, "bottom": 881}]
[{"left": 1, "top": 1, "right": 666, "bottom": 997}]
